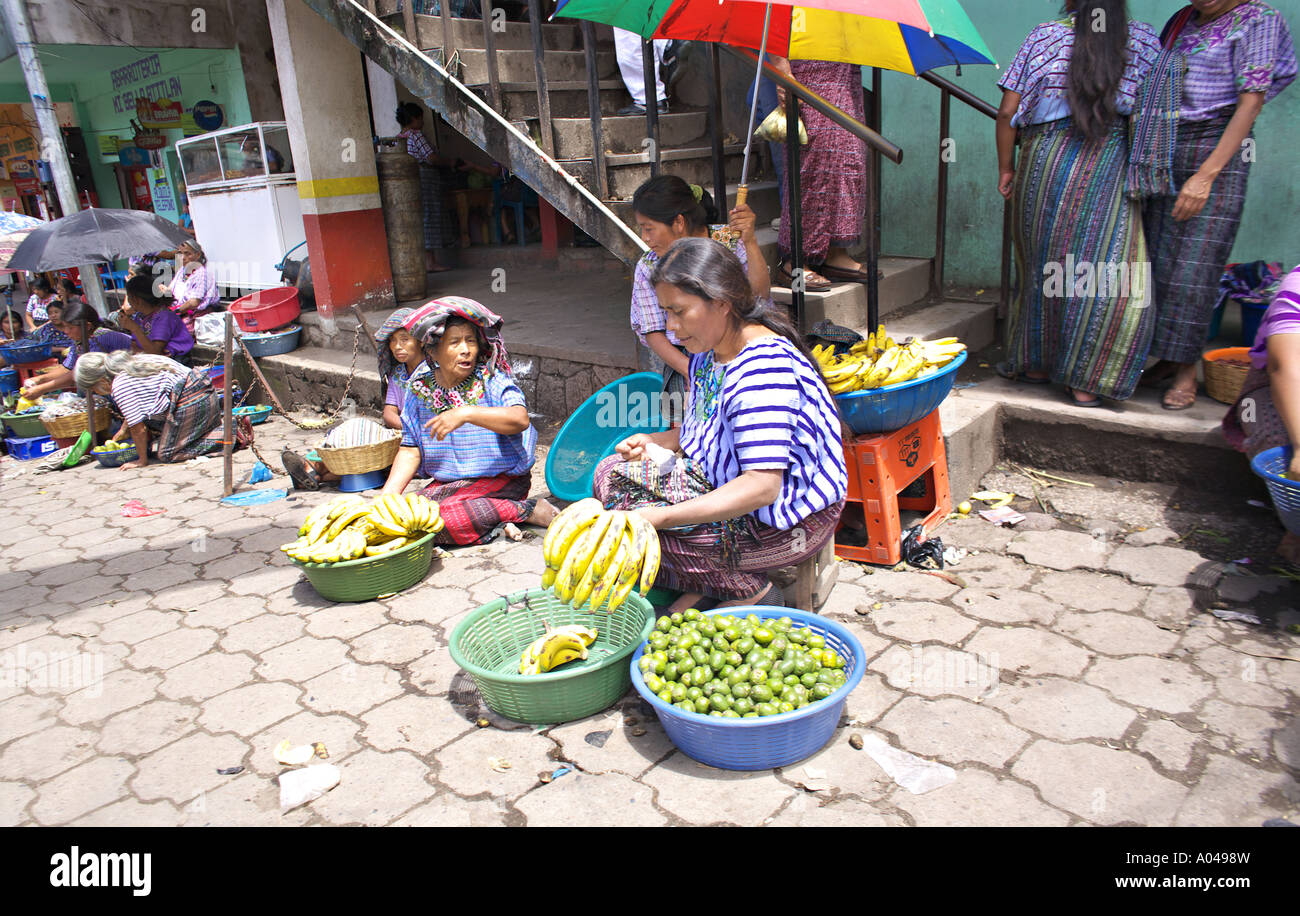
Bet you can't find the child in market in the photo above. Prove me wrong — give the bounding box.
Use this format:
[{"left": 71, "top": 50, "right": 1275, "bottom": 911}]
[{"left": 281, "top": 307, "right": 427, "bottom": 489}]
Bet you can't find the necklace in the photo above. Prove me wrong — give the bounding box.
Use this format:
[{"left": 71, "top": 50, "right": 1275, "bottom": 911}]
[{"left": 409, "top": 364, "right": 486, "bottom": 415}]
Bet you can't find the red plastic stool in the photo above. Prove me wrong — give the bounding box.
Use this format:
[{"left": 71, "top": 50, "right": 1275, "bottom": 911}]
[
  {"left": 16, "top": 358, "right": 59, "bottom": 386},
  {"left": 834, "top": 408, "right": 952, "bottom": 566}
]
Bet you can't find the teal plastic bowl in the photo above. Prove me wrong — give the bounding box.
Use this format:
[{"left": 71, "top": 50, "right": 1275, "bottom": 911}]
[{"left": 544, "top": 372, "right": 669, "bottom": 503}]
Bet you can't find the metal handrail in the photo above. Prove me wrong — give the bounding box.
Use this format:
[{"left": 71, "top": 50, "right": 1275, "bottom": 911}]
[{"left": 921, "top": 71, "right": 998, "bottom": 119}]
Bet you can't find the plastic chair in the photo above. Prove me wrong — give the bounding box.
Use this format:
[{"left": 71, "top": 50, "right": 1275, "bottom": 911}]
[{"left": 491, "top": 178, "right": 527, "bottom": 247}]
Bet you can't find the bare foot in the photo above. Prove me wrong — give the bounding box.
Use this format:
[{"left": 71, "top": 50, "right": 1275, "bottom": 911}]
[
  {"left": 664, "top": 592, "right": 705, "bottom": 615},
  {"left": 525, "top": 498, "right": 559, "bottom": 528},
  {"left": 714, "top": 582, "right": 773, "bottom": 608}
]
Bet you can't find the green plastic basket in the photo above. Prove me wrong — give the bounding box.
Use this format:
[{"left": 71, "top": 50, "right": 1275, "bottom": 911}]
[
  {"left": 2, "top": 411, "right": 46, "bottom": 440},
  {"left": 449, "top": 587, "right": 655, "bottom": 725},
  {"left": 289, "top": 531, "right": 437, "bottom": 602}
]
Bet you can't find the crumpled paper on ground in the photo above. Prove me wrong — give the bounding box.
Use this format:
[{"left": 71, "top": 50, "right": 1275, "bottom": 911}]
[{"left": 860, "top": 733, "right": 956, "bottom": 795}]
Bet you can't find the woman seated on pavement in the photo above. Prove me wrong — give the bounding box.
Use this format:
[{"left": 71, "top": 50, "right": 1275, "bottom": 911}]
[
  {"left": 115, "top": 275, "right": 196, "bottom": 362},
  {"left": 74, "top": 351, "right": 238, "bottom": 468},
  {"left": 280, "top": 307, "right": 424, "bottom": 488},
  {"left": 378, "top": 296, "right": 558, "bottom": 545},
  {"left": 1224, "top": 261, "right": 1300, "bottom": 564},
  {"left": 18, "top": 301, "right": 135, "bottom": 400},
  {"left": 593, "top": 237, "right": 848, "bottom": 612}
]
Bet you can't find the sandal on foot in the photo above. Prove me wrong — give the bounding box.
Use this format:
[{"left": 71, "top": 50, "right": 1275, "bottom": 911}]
[
  {"left": 995, "top": 361, "right": 1050, "bottom": 384},
  {"left": 281, "top": 449, "right": 320, "bottom": 490},
  {"left": 1139, "top": 361, "right": 1178, "bottom": 388},
  {"left": 817, "top": 262, "right": 881, "bottom": 283},
  {"left": 1162, "top": 387, "right": 1197, "bottom": 411},
  {"left": 1066, "top": 388, "right": 1102, "bottom": 408},
  {"left": 775, "top": 261, "right": 832, "bottom": 292}
]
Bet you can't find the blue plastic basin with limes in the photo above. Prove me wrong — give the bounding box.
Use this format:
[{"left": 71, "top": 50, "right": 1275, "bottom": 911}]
[{"left": 544, "top": 372, "right": 668, "bottom": 504}]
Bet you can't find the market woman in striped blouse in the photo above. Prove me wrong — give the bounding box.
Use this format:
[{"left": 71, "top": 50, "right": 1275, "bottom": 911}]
[{"left": 594, "top": 237, "right": 848, "bottom": 611}]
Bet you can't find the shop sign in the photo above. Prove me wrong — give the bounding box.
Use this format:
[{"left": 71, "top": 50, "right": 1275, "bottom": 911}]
[
  {"left": 192, "top": 100, "right": 224, "bottom": 131},
  {"left": 136, "top": 97, "right": 184, "bottom": 130},
  {"left": 98, "top": 135, "right": 121, "bottom": 157},
  {"left": 134, "top": 132, "right": 166, "bottom": 150},
  {"left": 118, "top": 146, "right": 152, "bottom": 168}
]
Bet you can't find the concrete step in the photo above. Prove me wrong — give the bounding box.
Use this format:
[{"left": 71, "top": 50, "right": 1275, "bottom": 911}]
[
  {"left": 769, "top": 253, "right": 933, "bottom": 329},
  {"left": 404, "top": 12, "right": 588, "bottom": 51},
  {"left": 605, "top": 144, "right": 748, "bottom": 199},
  {"left": 455, "top": 48, "right": 617, "bottom": 86},
  {"left": 552, "top": 111, "right": 708, "bottom": 158},
  {"left": 889, "top": 298, "right": 998, "bottom": 354},
  {"left": 480, "top": 81, "right": 626, "bottom": 119}
]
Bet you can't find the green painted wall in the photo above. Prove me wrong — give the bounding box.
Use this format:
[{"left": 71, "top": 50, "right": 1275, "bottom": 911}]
[{"left": 878, "top": 0, "right": 1300, "bottom": 287}]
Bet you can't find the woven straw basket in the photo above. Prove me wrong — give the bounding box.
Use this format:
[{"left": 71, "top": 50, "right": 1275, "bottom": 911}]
[
  {"left": 317, "top": 433, "right": 401, "bottom": 475},
  {"left": 42, "top": 409, "right": 110, "bottom": 439},
  {"left": 1203, "top": 347, "right": 1252, "bottom": 406}
]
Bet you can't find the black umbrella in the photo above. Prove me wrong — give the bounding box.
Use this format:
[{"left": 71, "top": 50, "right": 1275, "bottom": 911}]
[{"left": 6, "top": 208, "right": 193, "bottom": 271}]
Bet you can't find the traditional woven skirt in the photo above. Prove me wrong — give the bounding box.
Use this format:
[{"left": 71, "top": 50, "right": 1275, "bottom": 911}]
[
  {"left": 418, "top": 164, "right": 456, "bottom": 251},
  {"left": 419, "top": 473, "right": 535, "bottom": 546},
  {"left": 1004, "top": 117, "right": 1155, "bottom": 399},
  {"left": 777, "top": 60, "right": 867, "bottom": 263},
  {"left": 157, "top": 371, "right": 223, "bottom": 463},
  {"left": 1144, "top": 110, "right": 1252, "bottom": 364},
  {"left": 592, "top": 454, "right": 843, "bottom": 600}
]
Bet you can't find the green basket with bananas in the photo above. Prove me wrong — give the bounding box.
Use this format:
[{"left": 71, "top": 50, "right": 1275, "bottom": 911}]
[
  {"left": 450, "top": 587, "right": 655, "bottom": 725},
  {"left": 289, "top": 531, "right": 437, "bottom": 602}
]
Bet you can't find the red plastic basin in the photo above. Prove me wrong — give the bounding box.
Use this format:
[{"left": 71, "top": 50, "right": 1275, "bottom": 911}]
[{"left": 230, "top": 287, "right": 300, "bottom": 333}]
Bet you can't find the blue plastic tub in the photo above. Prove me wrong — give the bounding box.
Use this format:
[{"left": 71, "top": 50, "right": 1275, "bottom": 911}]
[
  {"left": 240, "top": 325, "right": 301, "bottom": 359},
  {"left": 0, "top": 341, "right": 54, "bottom": 364},
  {"left": 233, "top": 404, "right": 273, "bottom": 425},
  {"left": 630, "top": 607, "right": 866, "bottom": 770},
  {"left": 91, "top": 443, "right": 139, "bottom": 468},
  {"left": 0, "top": 367, "right": 18, "bottom": 395},
  {"left": 544, "top": 371, "right": 669, "bottom": 503},
  {"left": 338, "top": 468, "right": 388, "bottom": 492},
  {"left": 834, "top": 350, "right": 967, "bottom": 435},
  {"left": 4, "top": 434, "right": 56, "bottom": 460},
  {"left": 1250, "top": 446, "right": 1300, "bottom": 535}
]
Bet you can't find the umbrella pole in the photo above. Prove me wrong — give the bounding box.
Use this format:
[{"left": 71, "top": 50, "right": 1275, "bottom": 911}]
[
  {"left": 222, "top": 312, "right": 234, "bottom": 497},
  {"left": 738, "top": 2, "right": 775, "bottom": 195},
  {"left": 81, "top": 317, "right": 96, "bottom": 450}
]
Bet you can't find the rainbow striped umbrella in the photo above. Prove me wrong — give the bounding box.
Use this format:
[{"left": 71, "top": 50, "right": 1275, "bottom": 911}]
[{"left": 553, "top": 0, "right": 996, "bottom": 75}]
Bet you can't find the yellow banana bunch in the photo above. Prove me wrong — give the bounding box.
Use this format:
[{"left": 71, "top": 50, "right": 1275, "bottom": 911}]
[
  {"left": 518, "top": 622, "right": 598, "bottom": 675},
  {"left": 284, "top": 493, "right": 441, "bottom": 566},
  {"left": 542, "top": 506, "right": 661, "bottom": 611},
  {"left": 821, "top": 325, "right": 966, "bottom": 395}
]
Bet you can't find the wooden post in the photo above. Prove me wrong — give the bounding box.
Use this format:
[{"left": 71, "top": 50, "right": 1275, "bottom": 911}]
[
  {"left": 222, "top": 312, "right": 233, "bottom": 497},
  {"left": 527, "top": 0, "right": 554, "bottom": 157},
  {"left": 80, "top": 317, "right": 97, "bottom": 448}
]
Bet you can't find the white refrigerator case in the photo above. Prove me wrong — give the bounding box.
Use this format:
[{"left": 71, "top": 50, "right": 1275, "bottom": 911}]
[{"left": 177, "top": 122, "right": 306, "bottom": 294}]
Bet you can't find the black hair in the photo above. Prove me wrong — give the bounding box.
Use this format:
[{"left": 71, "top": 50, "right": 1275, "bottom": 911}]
[
  {"left": 395, "top": 102, "right": 424, "bottom": 128},
  {"left": 125, "top": 274, "right": 167, "bottom": 307},
  {"left": 58, "top": 299, "right": 102, "bottom": 331},
  {"left": 649, "top": 237, "right": 831, "bottom": 397},
  {"left": 0, "top": 308, "right": 24, "bottom": 337},
  {"left": 31, "top": 277, "right": 53, "bottom": 295},
  {"left": 57, "top": 277, "right": 78, "bottom": 296},
  {"left": 1065, "top": 0, "right": 1130, "bottom": 143},
  {"left": 632, "top": 175, "right": 717, "bottom": 233}
]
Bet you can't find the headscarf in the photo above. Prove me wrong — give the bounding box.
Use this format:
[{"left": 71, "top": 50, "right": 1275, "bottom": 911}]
[
  {"left": 402, "top": 296, "right": 512, "bottom": 377},
  {"left": 374, "top": 306, "right": 416, "bottom": 380}
]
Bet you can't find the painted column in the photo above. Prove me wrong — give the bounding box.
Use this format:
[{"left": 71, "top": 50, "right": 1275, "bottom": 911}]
[{"left": 266, "top": 0, "right": 393, "bottom": 333}]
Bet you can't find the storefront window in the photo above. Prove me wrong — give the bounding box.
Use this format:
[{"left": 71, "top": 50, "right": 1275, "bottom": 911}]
[
  {"left": 261, "top": 125, "right": 294, "bottom": 176},
  {"left": 178, "top": 136, "right": 222, "bottom": 186},
  {"left": 217, "top": 128, "right": 265, "bottom": 180}
]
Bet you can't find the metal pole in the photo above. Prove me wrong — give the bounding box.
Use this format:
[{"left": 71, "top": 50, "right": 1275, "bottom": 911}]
[
  {"left": 739, "top": 2, "right": 774, "bottom": 189},
  {"left": 786, "top": 90, "right": 804, "bottom": 330},
  {"left": 222, "top": 313, "right": 233, "bottom": 496},
  {"left": 707, "top": 44, "right": 726, "bottom": 212},
  {"left": 933, "top": 89, "right": 950, "bottom": 302},
  {"left": 581, "top": 21, "right": 609, "bottom": 200},
  {"left": 1, "top": 0, "right": 107, "bottom": 320},
  {"left": 642, "top": 39, "right": 660, "bottom": 178},
  {"left": 81, "top": 318, "right": 96, "bottom": 449}
]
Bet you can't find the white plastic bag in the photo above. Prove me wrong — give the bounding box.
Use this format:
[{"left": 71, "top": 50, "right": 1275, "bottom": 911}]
[
  {"left": 194, "top": 313, "right": 228, "bottom": 349},
  {"left": 278, "top": 764, "right": 340, "bottom": 812}
]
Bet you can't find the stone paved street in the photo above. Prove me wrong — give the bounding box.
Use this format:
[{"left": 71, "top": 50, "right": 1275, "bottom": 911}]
[{"left": 1, "top": 417, "right": 1297, "bottom": 826}]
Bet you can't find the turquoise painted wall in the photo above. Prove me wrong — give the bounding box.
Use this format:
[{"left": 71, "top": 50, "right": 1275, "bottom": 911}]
[{"left": 878, "top": 0, "right": 1300, "bottom": 287}]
